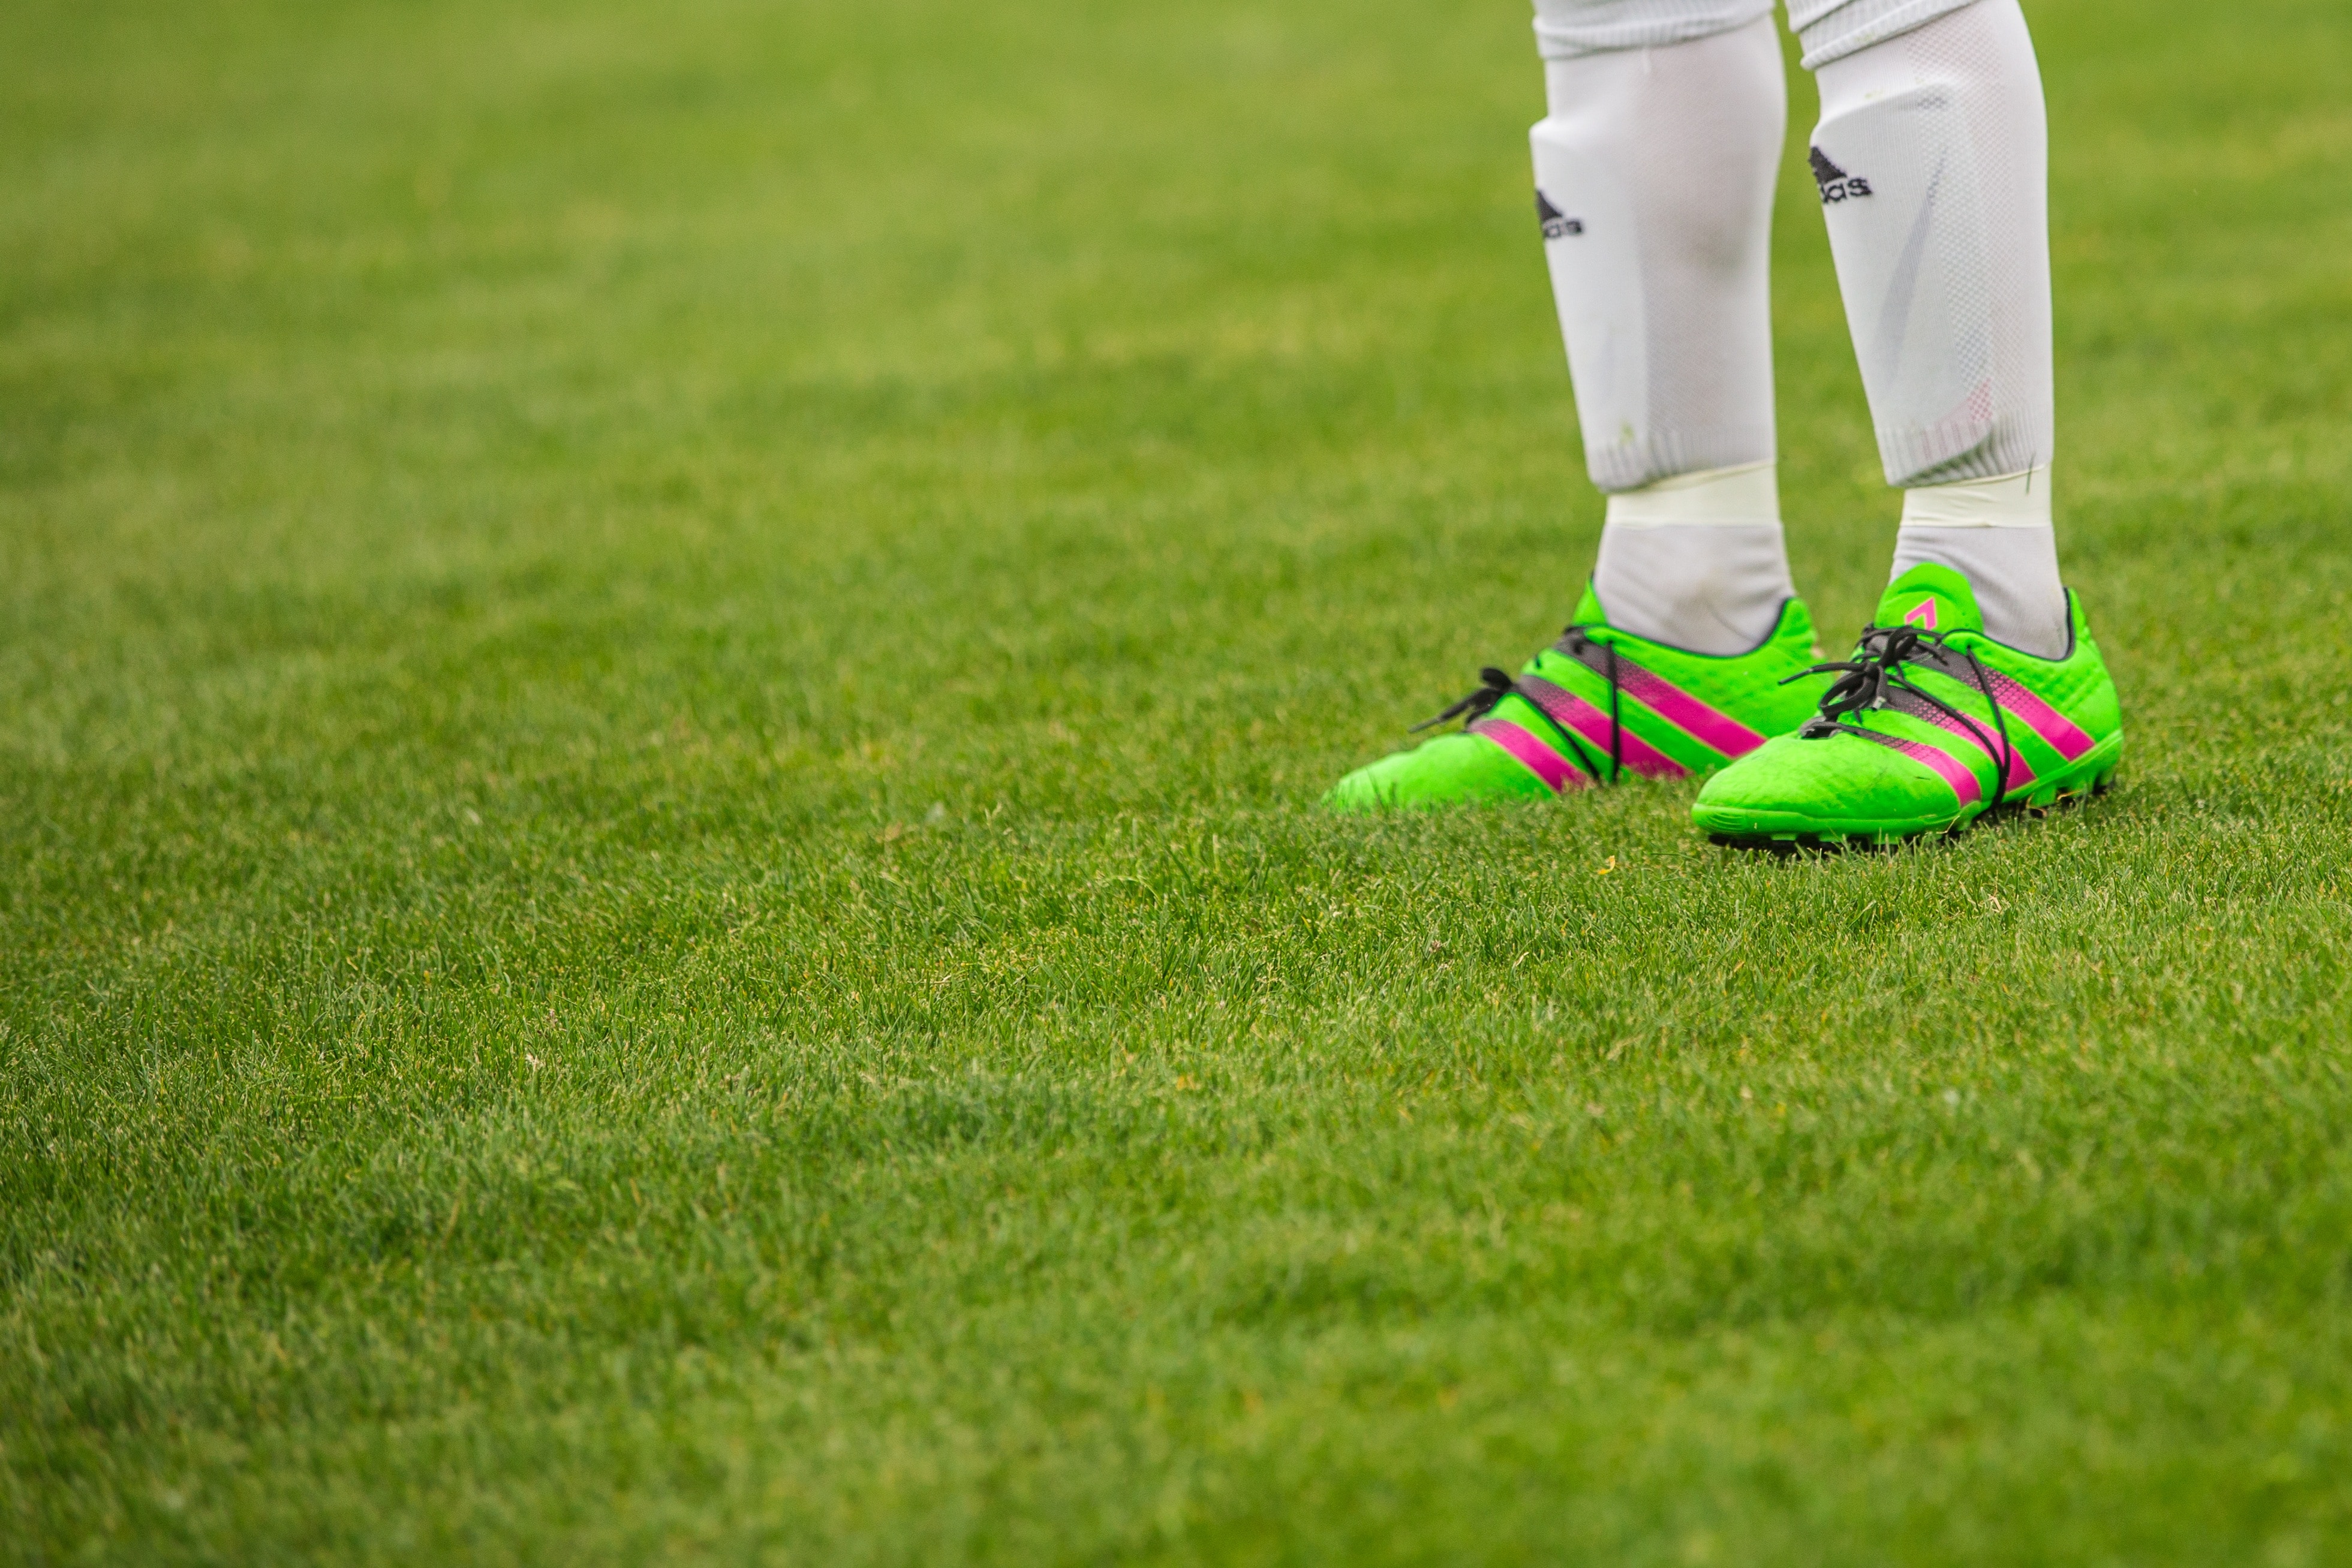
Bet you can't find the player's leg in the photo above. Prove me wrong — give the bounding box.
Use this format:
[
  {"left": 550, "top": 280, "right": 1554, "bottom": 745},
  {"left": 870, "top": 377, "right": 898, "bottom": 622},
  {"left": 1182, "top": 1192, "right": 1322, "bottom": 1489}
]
[
  {"left": 1536, "top": 8, "right": 1792, "bottom": 656},
  {"left": 1693, "top": 0, "right": 2124, "bottom": 846},
  {"left": 1326, "top": 2, "right": 1827, "bottom": 811},
  {"left": 1807, "top": 0, "right": 2064, "bottom": 653}
]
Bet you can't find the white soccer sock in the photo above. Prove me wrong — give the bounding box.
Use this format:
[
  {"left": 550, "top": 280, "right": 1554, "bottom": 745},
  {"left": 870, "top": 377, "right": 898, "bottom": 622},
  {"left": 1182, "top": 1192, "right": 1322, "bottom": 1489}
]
[
  {"left": 1530, "top": 14, "right": 1794, "bottom": 651},
  {"left": 1593, "top": 463, "right": 1795, "bottom": 653},
  {"left": 1807, "top": 0, "right": 2070, "bottom": 654},
  {"left": 1889, "top": 464, "right": 2068, "bottom": 654}
]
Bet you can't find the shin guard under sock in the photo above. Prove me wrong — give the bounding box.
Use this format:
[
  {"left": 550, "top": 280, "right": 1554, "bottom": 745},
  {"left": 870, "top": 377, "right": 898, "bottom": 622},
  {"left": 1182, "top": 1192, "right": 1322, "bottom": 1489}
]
[{"left": 1531, "top": 16, "right": 1785, "bottom": 492}]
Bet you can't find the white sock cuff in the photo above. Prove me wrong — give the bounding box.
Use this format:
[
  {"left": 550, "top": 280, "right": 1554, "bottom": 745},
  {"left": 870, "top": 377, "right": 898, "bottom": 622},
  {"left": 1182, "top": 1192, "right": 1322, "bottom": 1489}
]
[
  {"left": 1789, "top": 0, "right": 1984, "bottom": 69},
  {"left": 1604, "top": 461, "right": 1781, "bottom": 527},
  {"left": 1532, "top": 0, "right": 1774, "bottom": 61},
  {"left": 1900, "top": 463, "right": 2050, "bottom": 527}
]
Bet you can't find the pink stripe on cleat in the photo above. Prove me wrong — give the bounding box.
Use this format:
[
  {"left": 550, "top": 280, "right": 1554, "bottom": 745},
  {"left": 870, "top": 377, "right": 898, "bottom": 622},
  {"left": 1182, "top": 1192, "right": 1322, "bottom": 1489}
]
[
  {"left": 1471, "top": 718, "right": 1592, "bottom": 793},
  {"left": 1887, "top": 690, "right": 2034, "bottom": 793},
  {"left": 1855, "top": 729, "right": 1984, "bottom": 806},
  {"left": 1611, "top": 661, "right": 1767, "bottom": 759},
  {"left": 1517, "top": 679, "right": 1688, "bottom": 780},
  {"left": 1980, "top": 671, "right": 2095, "bottom": 760}
]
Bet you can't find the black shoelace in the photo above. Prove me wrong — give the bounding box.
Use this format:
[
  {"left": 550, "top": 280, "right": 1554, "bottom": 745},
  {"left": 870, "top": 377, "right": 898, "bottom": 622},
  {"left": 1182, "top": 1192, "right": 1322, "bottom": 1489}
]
[
  {"left": 1412, "top": 624, "right": 1624, "bottom": 784},
  {"left": 1790, "top": 623, "right": 2016, "bottom": 808}
]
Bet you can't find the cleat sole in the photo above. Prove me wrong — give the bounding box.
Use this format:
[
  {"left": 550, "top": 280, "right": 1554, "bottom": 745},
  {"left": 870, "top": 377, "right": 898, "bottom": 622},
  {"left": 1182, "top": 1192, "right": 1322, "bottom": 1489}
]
[{"left": 1709, "top": 751, "right": 2121, "bottom": 854}]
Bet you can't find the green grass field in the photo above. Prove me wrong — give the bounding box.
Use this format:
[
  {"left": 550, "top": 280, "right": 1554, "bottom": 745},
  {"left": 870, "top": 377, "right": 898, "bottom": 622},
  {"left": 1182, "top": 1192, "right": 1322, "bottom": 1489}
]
[{"left": 6, "top": 0, "right": 2351, "bottom": 1560}]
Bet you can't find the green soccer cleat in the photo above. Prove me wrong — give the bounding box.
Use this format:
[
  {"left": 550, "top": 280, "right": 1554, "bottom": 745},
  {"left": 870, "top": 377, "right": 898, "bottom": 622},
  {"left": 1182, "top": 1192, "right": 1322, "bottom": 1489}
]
[
  {"left": 1322, "top": 585, "right": 1830, "bottom": 811},
  {"left": 1691, "top": 562, "right": 2124, "bottom": 848}
]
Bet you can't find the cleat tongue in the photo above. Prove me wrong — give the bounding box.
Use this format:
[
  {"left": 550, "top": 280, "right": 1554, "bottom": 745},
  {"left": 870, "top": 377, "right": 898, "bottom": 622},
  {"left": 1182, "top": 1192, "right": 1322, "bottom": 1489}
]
[
  {"left": 1875, "top": 562, "right": 1984, "bottom": 636},
  {"left": 1568, "top": 579, "right": 1610, "bottom": 628}
]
